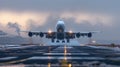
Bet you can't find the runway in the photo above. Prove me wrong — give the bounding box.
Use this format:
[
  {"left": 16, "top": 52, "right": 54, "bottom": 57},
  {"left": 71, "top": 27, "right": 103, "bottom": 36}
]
[{"left": 0, "top": 44, "right": 120, "bottom": 67}]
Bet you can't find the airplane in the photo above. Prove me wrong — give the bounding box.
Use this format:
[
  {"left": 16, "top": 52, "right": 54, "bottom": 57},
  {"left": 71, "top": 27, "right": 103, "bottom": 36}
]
[{"left": 25, "top": 20, "right": 98, "bottom": 43}]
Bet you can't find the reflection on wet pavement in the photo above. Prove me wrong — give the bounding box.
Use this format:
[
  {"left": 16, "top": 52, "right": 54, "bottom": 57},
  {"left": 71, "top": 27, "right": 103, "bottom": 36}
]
[{"left": 0, "top": 45, "right": 120, "bottom": 67}]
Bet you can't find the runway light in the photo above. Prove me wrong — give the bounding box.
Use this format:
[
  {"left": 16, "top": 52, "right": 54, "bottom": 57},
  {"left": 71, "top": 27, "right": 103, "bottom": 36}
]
[
  {"left": 48, "top": 55, "right": 51, "bottom": 60},
  {"left": 68, "top": 64, "right": 72, "bottom": 67},
  {"left": 48, "top": 29, "right": 52, "bottom": 34},
  {"left": 69, "top": 30, "right": 73, "bottom": 33},
  {"left": 64, "top": 45, "right": 67, "bottom": 55},
  {"left": 92, "top": 40, "right": 96, "bottom": 44},
  {"left": 64, "top": 45, "right": 67, "bottom": 61},
  {"left": 80, "top": 44, "right": 85, "bottom": 46},
  {"left": 48, "top": 63, "right": 51, "bottom": 67}
]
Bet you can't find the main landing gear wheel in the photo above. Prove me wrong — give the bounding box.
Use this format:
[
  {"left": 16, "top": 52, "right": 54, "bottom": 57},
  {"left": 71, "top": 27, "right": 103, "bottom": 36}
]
[
  {"left": 67, "top": 39, "right": 70, "bottom": 43},
  {"left": 56, "top": 40, "right": 59, "bottom": 43},
  {"left": 51, "top": 39, "right": 54, "bottom": 43},
  {"left": 62, "top": 40, "right": 65, "bottom": 43}
]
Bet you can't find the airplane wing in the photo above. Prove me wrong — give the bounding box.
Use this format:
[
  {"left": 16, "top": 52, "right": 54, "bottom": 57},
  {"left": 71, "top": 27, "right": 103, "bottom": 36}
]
[
  {"left": 21, "top": 30, "right": 99, "bottom": 38},
  {"left": 21, "top": 30, "right": 99, "bottom": 43},
  {"left": 21, "top": 30, "right": 56, "bottom": 39},
  {"left": 65, "top": 31, "right": 100, "bottom": 39}
]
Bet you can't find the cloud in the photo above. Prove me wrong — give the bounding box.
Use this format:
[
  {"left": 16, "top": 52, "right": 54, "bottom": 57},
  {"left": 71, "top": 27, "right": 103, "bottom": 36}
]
[
  {"left": 7, "top": 22, "right": 21, "bottom": 36},
  {"left": 0, "top": 30, "right": 7, "bottom": 35},
  {"left": 0, "top": 0, "right": 119, "bottom": 41},
  {"left": 0, "top": 10, "right": 115, "bottom": 35},
  {"left": 0, "top": 0, "right": 120, "bottom": 13},
  {"left": 0, "top": 11, "right": 50, "bottom": 30},
  {"left": 60, "top": 12, "right": 113, "bottom": 26}
]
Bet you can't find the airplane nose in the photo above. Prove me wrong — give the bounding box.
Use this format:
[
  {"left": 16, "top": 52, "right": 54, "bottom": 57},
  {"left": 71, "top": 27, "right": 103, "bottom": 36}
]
[{"left": 57, "top": 20, "right": 65, "bottom": 24}]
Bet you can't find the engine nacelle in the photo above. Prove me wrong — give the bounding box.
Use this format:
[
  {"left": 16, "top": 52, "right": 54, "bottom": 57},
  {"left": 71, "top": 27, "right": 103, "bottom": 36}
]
[
  {"left": 28, "top": 32, "right": 33, "bottom": 37},
  {"left": 88, "top": 32, "right": 92, "bottom": 38},
  {"left": 76, "top": 33, "right": 80, "bottom": 38},
  {"left": 39, "top": 32, "right": 44, "bottom": 37}
]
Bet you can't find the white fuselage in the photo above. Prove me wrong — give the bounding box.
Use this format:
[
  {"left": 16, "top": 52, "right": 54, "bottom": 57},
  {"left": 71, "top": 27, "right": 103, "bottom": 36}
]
[
  {"left": 56, "top": 20, "right": 65, "bottom": 40},
  {"left": 56, "top": 20, "right": 65, "bottom": 32}
]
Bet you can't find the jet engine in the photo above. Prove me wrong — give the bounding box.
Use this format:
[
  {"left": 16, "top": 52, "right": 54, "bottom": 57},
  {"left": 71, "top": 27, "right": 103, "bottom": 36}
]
[
  {"left": 28, "top": 32, "right": 33, "bottom": 37},
  {"left": 39, "top": 32, "right": 44, "bottom": 37},
  {"left": 88, "top": 32, "right": 92, "bottom": 38},
  {"left": 76, "top": 33, "right": 80, "bottom": 38}
]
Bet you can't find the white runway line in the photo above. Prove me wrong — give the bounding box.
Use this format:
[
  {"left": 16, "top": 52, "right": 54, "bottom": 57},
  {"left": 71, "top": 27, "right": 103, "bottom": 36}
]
[{"left": 0, "top": 57, "right": 17, "bottom": 60}]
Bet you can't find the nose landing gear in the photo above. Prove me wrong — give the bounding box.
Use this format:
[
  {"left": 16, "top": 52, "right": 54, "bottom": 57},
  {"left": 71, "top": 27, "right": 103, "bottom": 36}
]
[
  {"left": 51, "top": 39, "right": 70, "bottom": 43},
  {"left": 62, "top": 40, "right": 65, "bottom": 43},
  {"left": 67, "top": 39, "right": 70, "bottom": 43}
]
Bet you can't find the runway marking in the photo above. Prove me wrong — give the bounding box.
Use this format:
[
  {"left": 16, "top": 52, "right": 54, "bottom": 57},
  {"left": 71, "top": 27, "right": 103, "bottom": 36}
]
[
  {"left": 0, "top": 57, "right": 29, "bottom": 65},
  {"left": 0, "top": 45, "right": 120, "bottom": 66},
  {"left": 43, "top": 53, "right": 71, "bottom": 55},
  {"left": 0, "top": 57, "right": 16, "bottom": 60}
]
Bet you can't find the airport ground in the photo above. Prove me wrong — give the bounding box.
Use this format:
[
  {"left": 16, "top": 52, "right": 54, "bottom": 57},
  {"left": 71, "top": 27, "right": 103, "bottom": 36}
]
[{"left": 0, "top": 44, "right": 120, "bottom": 67}]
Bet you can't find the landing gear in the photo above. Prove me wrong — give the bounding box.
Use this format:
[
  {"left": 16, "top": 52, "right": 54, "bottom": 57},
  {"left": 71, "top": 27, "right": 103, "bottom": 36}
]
[
  {"left": 62, "top": 40, "right": 65, "bottom": 43},
  {"left": 56, "top": 40, "right": 59, "bottom": 43},
  {"left": 67, "top": 39, "right": 70, "bottom": 43},
  {"left": 51, "top": 39, "right": 54, "bottom": 43}
]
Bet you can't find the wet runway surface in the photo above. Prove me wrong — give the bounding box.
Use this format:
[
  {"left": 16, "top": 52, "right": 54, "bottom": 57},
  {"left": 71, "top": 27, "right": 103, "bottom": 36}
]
[{"left": 0, "top": 45, "right": 120, "bottom": 67}]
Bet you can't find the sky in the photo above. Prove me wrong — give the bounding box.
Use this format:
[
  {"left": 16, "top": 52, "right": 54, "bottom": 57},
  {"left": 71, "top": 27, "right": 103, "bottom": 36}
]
[{"left": 0, "top": 0, "right": 120, "bottom": 41}]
